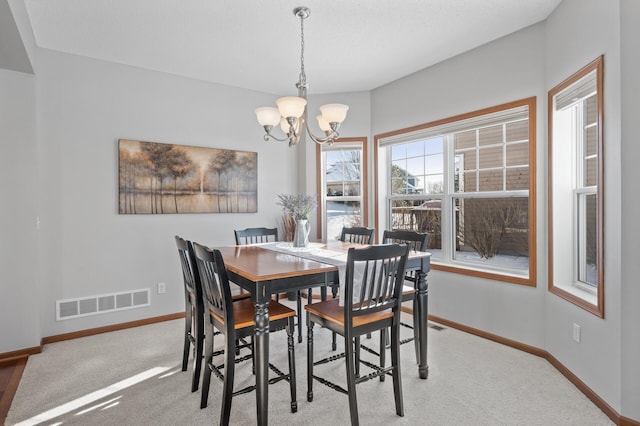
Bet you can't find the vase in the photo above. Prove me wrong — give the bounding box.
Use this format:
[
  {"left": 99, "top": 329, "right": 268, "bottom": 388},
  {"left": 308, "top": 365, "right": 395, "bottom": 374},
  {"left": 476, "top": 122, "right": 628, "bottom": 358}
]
[{"left": 293, "top": 218, "right": 310, "bottom": 248}]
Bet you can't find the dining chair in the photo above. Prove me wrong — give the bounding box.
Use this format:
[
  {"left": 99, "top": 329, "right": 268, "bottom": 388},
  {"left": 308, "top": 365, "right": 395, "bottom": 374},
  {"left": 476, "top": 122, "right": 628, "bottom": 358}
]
[
  {"left": 339, "top": 226, "right": 375, "bottom": 245},
  {"left": 175, "top": 236, "right": 205, "bottom": 393},
  {"left": 381, "top": 229, "right": 429, "bottom": 362},
  {"left": 175, "top": 236, "right": 251, "bottom": 393},
  {"left": 234, "top": 227, "right": 278, "bottom": 245},
  {"left": 305, "top": 244, "right": 409, "bottom": 426},
  {"left": 234, "top": 227, "right": 306, "bottom": 344},
  {"left": 193, "top": 242, "right": 298, "bottom": 423},
  {"left": 334, "top": 226, "right": 376, "bottom": 347}
]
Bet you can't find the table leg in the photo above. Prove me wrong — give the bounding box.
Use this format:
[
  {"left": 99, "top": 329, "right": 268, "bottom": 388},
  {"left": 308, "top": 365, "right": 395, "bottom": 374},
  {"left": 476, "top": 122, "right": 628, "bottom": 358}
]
[
  {"left": 416, "top": 259, "right": 429, "bottom": 379},
  {"left": 254, "top": 285, "right": 270, "bottom": 425}
]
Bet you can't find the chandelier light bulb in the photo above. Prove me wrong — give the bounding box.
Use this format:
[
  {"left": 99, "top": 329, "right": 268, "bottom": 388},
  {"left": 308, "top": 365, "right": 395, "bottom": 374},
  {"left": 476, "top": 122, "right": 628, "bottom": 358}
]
[
  {"left": 320, "top": 103, "right": 349, "bottom": 124},
  {"left": 276, "top": 96, "right": 307, "bottom": 119},
  {"left": 255, "top": 107, "right": 281, "bottom": 127},
  {"left": 316, "top": 114, "right": 331, "bottom": 132}
]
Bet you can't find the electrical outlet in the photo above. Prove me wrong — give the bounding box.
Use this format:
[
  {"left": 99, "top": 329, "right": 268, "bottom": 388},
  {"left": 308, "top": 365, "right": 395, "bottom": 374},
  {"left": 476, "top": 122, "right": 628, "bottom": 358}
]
[
  {"left": 572, "top": 323, "right": 581, "bottom": 343},
  {"left": 157, "top": 282, "right": 166, "bottom": 294}
]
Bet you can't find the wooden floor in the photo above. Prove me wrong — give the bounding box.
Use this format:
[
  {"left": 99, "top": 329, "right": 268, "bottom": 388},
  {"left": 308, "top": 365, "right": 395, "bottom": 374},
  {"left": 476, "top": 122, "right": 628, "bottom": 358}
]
[{"left": 0, "top": 357, "right": 26, "bottom": 425}]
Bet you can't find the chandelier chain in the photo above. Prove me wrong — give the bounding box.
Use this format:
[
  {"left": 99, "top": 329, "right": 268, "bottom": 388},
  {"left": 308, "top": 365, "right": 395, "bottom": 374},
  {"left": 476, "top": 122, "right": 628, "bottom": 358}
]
[{"left": 298, "top": 13, "right": 307, "bottom": 89}]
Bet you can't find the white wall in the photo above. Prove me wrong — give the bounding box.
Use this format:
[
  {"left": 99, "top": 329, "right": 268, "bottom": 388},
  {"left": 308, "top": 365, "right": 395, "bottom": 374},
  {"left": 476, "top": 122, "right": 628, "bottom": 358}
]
[
  {"left": 371, "top": 23, "right": 547, "bottom": 349},
  {"left": 0, "top": 69, "right": 39, "bottom": 352},
  {"left": 34, "top": 49, "right": 298, "bottom": 337},
  {"left": 545, "top": 0, "right": 622, "bottom": 412},
  {"left": 620, "top": 0, "right": 640, "bottom": 420}
]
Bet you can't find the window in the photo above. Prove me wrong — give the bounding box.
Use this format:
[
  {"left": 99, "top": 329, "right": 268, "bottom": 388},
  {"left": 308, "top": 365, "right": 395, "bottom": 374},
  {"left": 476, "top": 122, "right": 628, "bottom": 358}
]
[
  {"left": 375, "top": 98, "right": 536, "bottom": 285},
  {"left": 316, "top": 137, "right": 368, "bottom": 241},
  {"left": 548, "top": 56, "right": 604, "bottom": 317}
]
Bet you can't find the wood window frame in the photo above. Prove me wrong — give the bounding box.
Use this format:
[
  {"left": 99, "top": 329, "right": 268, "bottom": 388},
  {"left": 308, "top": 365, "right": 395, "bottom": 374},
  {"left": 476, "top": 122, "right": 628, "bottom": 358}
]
[
  {"left": 315, "top": 137, "right": 368, "bottom": 240},
  {"left": 374, "top": 97, "right": 537, "bottom": 286},
  {"left": 548, "top": 56, "right": 605, "bottom": 317}
]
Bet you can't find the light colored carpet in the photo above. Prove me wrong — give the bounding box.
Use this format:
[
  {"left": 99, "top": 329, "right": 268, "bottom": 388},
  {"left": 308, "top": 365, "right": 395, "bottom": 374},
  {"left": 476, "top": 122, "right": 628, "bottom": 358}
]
[{"left": 6, "top": 309, "right": 614, "bottom": 426}]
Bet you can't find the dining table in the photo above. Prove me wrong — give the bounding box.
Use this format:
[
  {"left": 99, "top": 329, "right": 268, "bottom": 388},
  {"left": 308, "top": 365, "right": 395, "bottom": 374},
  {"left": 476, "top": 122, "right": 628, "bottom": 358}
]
[{"left": 213, "top": 240, "right": 431, "bottom": 426}]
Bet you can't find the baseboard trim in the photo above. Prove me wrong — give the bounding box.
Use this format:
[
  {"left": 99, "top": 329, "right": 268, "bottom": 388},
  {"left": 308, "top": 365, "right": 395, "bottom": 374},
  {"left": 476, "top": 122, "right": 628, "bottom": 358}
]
[
  {"left": 621, "top": 417, "right": 640, "bottom": 426},
  {"left": 428, "top": 314, "right": 547, "bottom": 357},
  {"left": 41, "top": 312, "right": 185, "bottom": 345},
  {"left": 427, "top": 313, "right": 635, "bottom": 425},
  {"left": 545, "top": 353, "right": 619, "bottom": 423},
  {"left": 0, "top": 346, "right": 42, "bottom": 363},
  {"left": 0, "top": 356, "right": 27, "bottom": 424}
]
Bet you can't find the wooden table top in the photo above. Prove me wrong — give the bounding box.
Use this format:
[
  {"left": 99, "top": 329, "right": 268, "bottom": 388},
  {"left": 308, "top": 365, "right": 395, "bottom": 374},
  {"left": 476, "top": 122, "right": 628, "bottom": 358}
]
[{"left": 215, "top": 245, "right": 338, "bottom": 282}]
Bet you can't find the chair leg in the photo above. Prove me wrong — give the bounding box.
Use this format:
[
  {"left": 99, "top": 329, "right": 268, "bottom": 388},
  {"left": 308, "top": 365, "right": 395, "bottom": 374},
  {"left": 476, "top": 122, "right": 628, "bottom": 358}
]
[
  {"left": 345, "top": 335, "right": 360, "bottom": 426},
  {"left": 182, "top": 301, "right": 192, "bottom": 371},
  {"left": 220, "top": 332, "right": 236, "bottom": 426},
  {"left": 354, "top": 336, "right": 361, "bottom": 377},
  {"left": 391, "top": 321, "right": 404, "bottom": 417},
  {"left": 307, "top": 319, "right": 315, "bottom": 402},
  {"left": 379, "top": 328, "right": 386, "bottom": 382},
  {"left": 192, "top": 304, "right": 204, "bottom": 392},
  {"left": 330, "top": 286, "right": 337, "bottom": 351},
  {"left": 287, "top": 317, "right": 298, "bottom": 413},
  {"left": 297, "top": 291, "right": 303, "bottom": 344},
  {"left": 413, "top": 296, "right": 420, "bottom": 364},
  {"left": 200, "top": 322, "right": 214, "bottom": 409}
]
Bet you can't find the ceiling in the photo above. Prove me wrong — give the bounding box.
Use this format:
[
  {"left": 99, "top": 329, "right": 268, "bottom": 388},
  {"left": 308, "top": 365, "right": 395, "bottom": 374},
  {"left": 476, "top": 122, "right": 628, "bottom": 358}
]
[{"left": 21, "top": 0, "right": 562, "bottom": 95}]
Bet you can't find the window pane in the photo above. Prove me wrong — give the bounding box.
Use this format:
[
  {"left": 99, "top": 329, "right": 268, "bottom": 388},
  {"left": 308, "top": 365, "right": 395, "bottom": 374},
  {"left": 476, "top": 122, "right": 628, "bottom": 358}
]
[
  {"left": 506, "top": 120, "right": 528, "bottom": 142},
  {"left": 456, "top": 149, "right": 476, "bottom": 173},
  {"left": 326, "top": 201, "right": 361, "bottom": 241},
  {"left": 455, "top": 130, "right": 476, "bottom": 149},
  {"left": 391, "top": 144, "right": 406, "bottom": 161},
  {"left": 424, "top": 174, "right": 444, "bottom": 194},
  {"left": 584, "top": 94, "right": 597, "bottom": 124},
  {"left": 460, "top": 171, "right": 477, "bottom": 192},
  {"left": 506, "top": 142, "right": 528, "bottom": 167},
  {"left": 390, "top": 199, "right": 442, "bottom": 255},
  {"left": 455, "top": 197, "right": 528, "bottom": 272},
  {"left": 506, "top": 167, "right": 529, "bottom": 190},
  {"left": 407, "top": 140, "right": 424, "bottom": 157},
  {"left": 585, "top": 126, "right": 597, "bottom": 157},
  {"left": 479, "top": 169, "right": 504, "bottom": 191},
  {"left": 478, "top": 146, "right": 503, "bottom": 169},
  {"left": 426, "top": 153, "right": 444, "bottom": 174},
  {"left": 425, "top": 137, "right": 444, "bottom": 155},
  {"left": 407, "top": 156, "right": 424, "bottom": 176},
  {"left": 478, "top": 125, "right": 503, "bottom": 146},
  {"left": 585, "top": 157, "right": 597, "bottom": 187},
  {"left": 578, "top": 193, "right": 598, "bottom": 286}
]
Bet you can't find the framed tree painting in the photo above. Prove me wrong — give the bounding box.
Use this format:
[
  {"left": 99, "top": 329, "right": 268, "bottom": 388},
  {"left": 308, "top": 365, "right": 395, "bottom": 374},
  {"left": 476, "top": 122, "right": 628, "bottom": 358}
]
[{"left": 118, "top": 139, "right": 257, "bottom": 214}]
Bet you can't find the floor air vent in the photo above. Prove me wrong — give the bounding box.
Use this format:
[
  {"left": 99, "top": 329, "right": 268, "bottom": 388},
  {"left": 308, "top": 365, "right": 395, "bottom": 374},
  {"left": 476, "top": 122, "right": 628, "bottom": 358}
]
[{"left": 56, "top": 288, "right": 150, "bottom": 321}]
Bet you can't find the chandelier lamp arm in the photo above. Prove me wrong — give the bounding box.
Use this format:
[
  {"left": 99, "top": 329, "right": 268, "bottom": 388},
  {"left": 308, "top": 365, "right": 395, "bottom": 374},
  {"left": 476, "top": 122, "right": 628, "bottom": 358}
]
[{"left": 254, "top": 6, "right": 349, "bottom": 147}]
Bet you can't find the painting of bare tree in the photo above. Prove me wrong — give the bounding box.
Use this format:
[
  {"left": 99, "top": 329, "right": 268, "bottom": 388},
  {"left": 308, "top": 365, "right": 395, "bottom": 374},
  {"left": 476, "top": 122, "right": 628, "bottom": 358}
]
[{"left": 118, "top": 139, "right": 257, "bottom": 214}]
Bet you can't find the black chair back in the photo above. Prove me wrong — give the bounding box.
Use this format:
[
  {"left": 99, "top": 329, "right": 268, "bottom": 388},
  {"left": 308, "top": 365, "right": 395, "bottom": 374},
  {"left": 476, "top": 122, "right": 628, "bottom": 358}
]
[
  {"left": 343, "top": 244, "right": 409, "bottom": 322},
  {"left": 175, "top": 235, "right": 205, "bottom": 392},
  {"left": 234, "top": 227, "right": 278, "bottom": 245},
  {"left": 339, "top": 226, "right": 375, "bottom": 244},
  {"left": 193, "top": 243, "right": 234, "bottom": 329},
  {"left": 382, "top": 229, "right": 428, "bottom": 252}
]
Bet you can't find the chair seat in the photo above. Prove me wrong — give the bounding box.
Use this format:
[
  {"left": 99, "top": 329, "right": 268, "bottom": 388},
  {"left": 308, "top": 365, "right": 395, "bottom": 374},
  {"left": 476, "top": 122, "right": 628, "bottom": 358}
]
[
  {"left": 305, "top": 299, "right": 393, "bottom": 328},
  {"left": 211, "top": 298, "right": 296, "bottom": 330}
]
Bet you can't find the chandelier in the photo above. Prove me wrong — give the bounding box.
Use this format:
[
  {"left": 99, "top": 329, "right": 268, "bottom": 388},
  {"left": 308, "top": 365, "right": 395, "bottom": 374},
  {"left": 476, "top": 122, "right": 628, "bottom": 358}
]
[{"left": 255, "top": 7, "right": 349, "bottom": 147}]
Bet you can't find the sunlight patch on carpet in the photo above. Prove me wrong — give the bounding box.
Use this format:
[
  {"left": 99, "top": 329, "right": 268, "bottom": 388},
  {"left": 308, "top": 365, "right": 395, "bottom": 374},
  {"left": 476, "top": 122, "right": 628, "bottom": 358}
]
[{"left": 12, "top": 367, "right": 171, "bottom": 426}]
